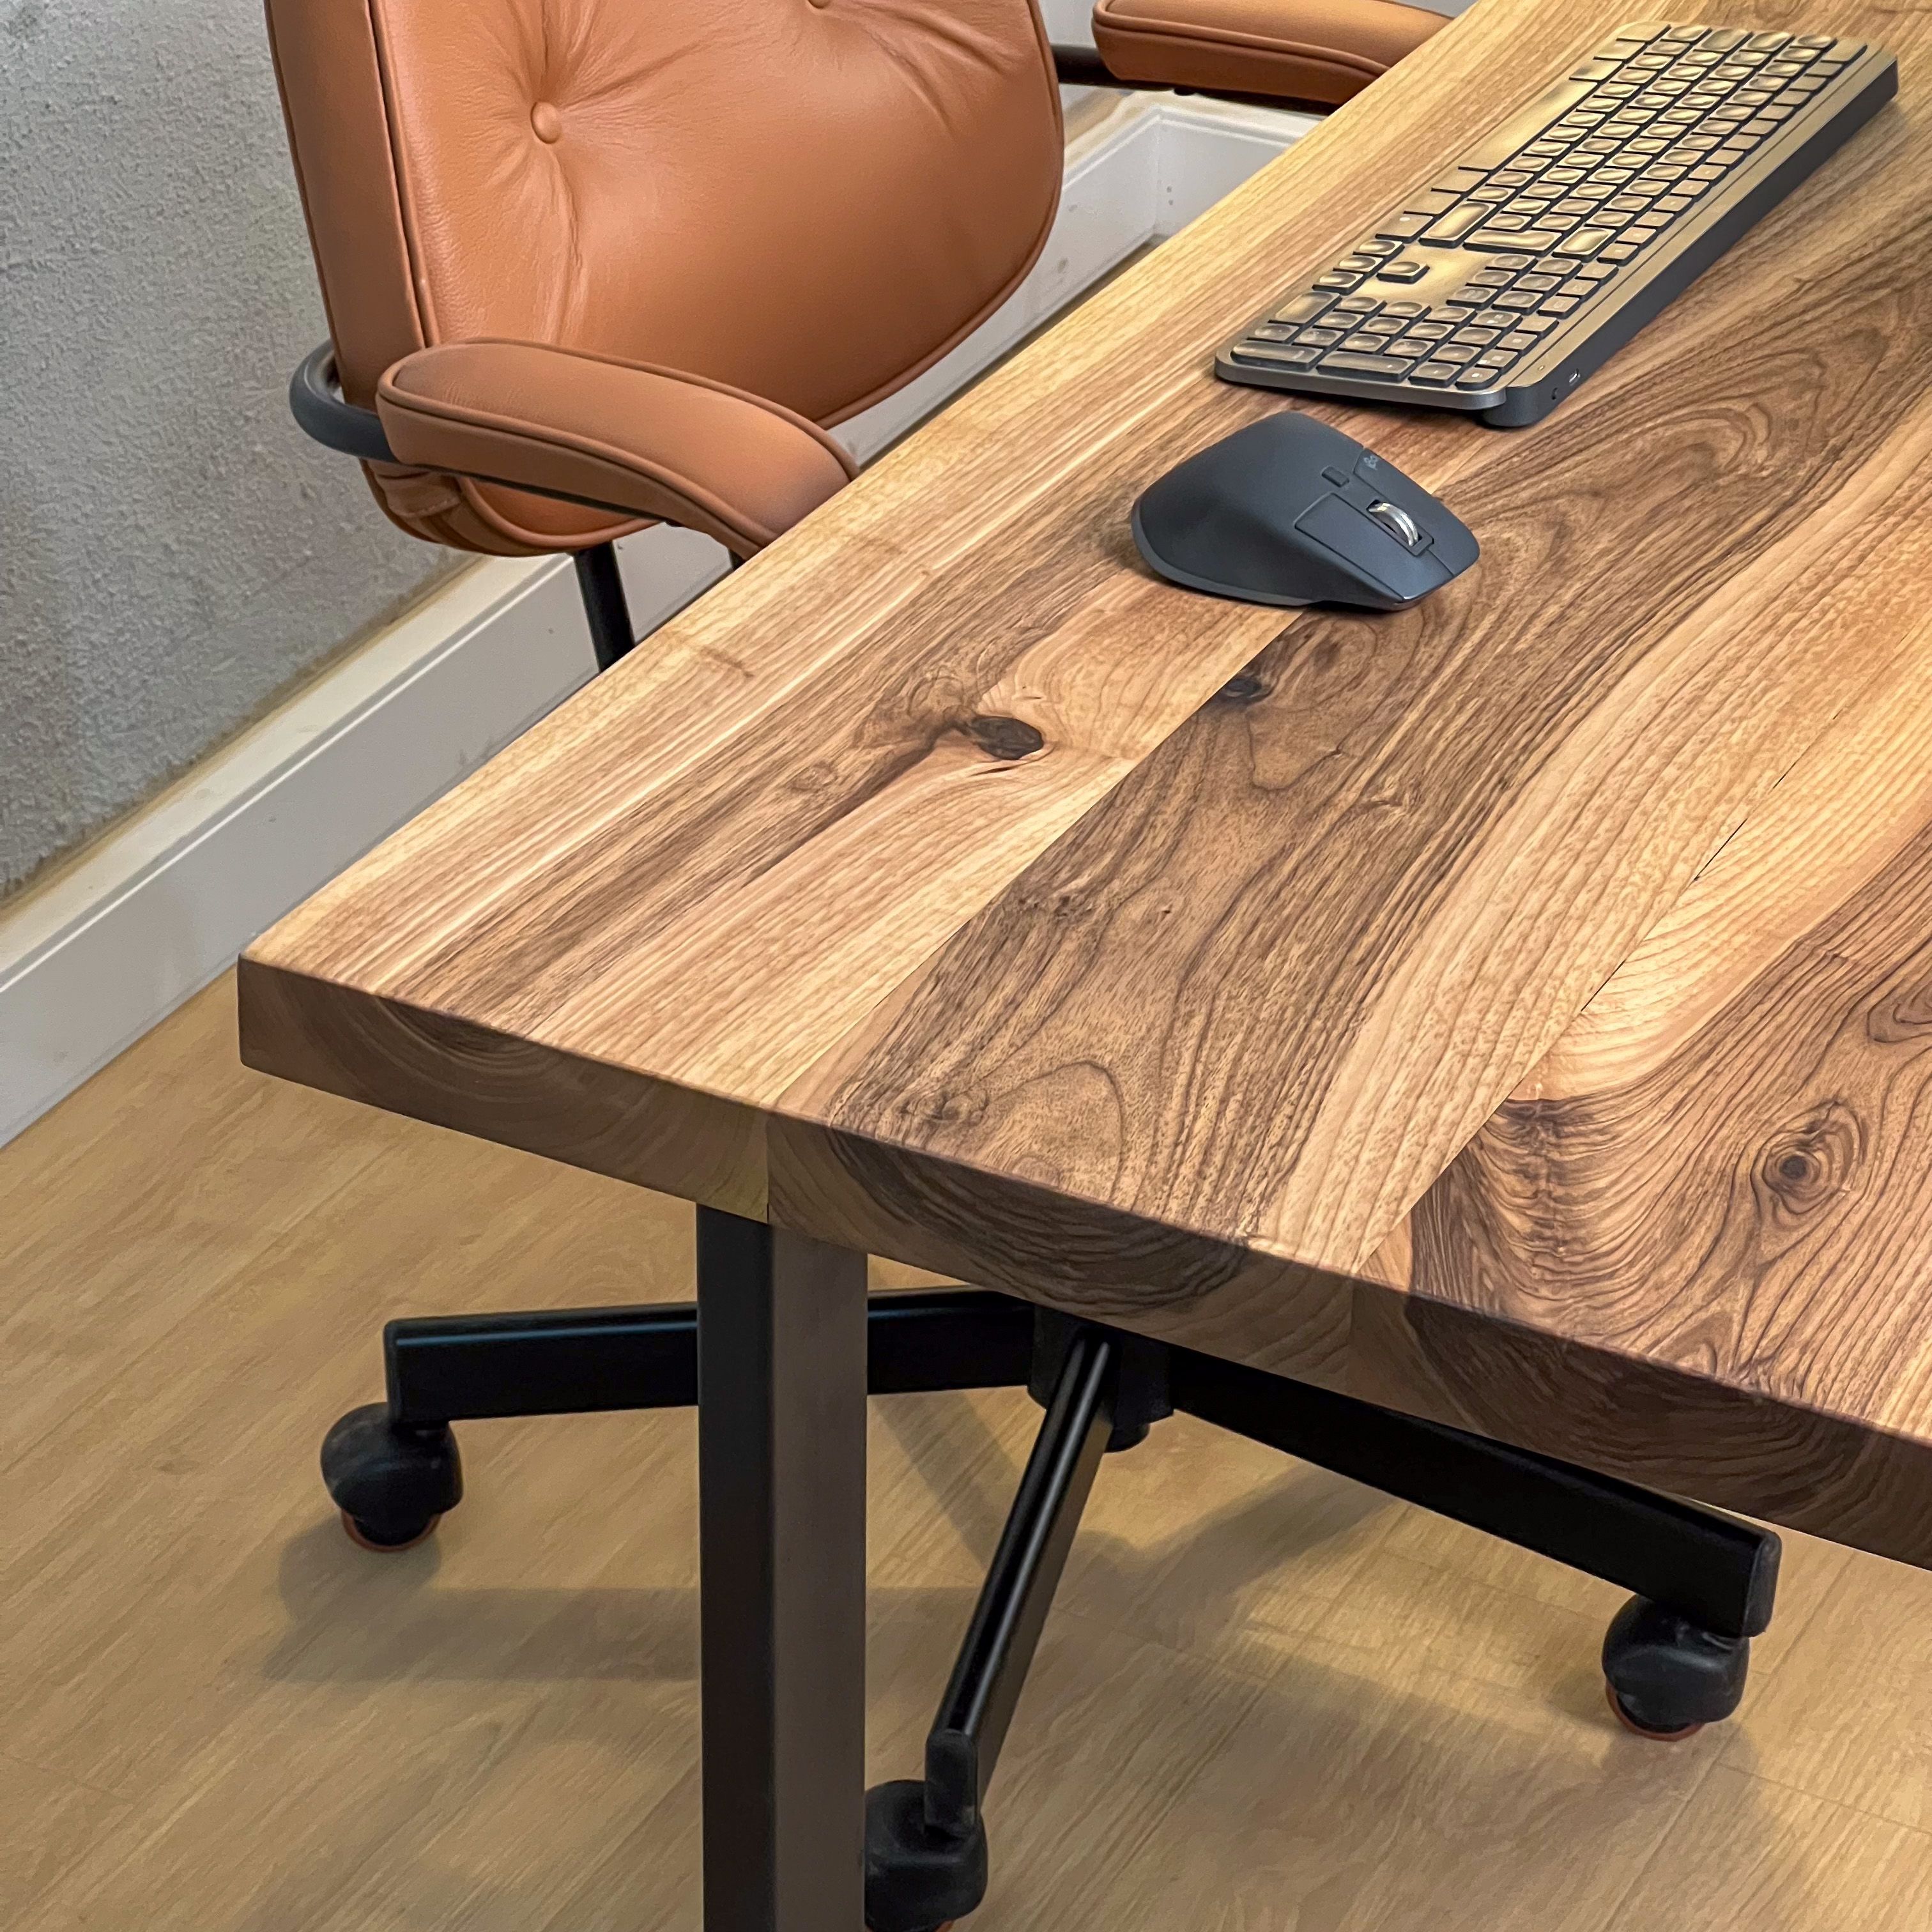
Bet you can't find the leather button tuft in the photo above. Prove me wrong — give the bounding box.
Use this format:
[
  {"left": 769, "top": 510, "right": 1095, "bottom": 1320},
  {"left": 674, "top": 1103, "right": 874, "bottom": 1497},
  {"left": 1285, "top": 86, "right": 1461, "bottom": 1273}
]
[{"left": 530, "top": 101, "right": 562, "bottom": 142}]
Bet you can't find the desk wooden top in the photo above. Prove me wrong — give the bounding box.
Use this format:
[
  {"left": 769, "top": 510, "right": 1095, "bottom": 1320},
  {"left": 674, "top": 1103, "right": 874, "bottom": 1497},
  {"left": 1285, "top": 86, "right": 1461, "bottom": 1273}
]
[{"left": 241, "top": 0, "right": 1932, "bottom": 1565}]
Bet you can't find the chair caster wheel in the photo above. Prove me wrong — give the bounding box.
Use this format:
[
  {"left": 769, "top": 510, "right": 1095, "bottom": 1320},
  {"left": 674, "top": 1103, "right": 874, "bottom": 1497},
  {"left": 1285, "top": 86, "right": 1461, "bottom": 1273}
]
[
  {"left": 340, "top": 1506, "right": 442, "bottom": 1552},
  {"left": 1605, "top": 1678, "right": 1702, "bottom": 1741},
  {"left": 321, "top": 1403, "right": 462, "bottom": 1552},
  {"left": 1602, "top": 1595, "right": 1748, "bottom": 1740},
  {"left": 864, "top": 1779, "right": 985, "bottom": 1932}
]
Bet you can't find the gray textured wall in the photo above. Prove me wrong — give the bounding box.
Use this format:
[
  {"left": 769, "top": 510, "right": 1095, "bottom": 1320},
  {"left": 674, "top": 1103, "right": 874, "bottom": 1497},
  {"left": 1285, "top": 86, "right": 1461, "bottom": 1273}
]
[{"left": 1, "top": 0, "right": 443, "bottom": 899}]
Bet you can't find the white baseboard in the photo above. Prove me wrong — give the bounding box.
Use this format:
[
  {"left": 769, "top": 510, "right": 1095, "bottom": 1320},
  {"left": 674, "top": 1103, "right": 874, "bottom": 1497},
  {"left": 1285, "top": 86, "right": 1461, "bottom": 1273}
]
[{"left": 0, "top": 93, "right": 1309, "bottom": 1148}]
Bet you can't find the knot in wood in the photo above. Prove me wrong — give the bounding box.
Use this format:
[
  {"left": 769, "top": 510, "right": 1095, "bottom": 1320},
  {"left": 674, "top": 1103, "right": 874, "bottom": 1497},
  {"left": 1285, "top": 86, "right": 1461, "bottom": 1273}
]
[
  {"left": 1215, "top": 673, "right": 1269, "bottom": 706},
  {"left": 1759, "top": 1104, "right": 1859, "bottom": 1215},
  {"left": 968, "top": 715, "right": 1045, "bottom": 761}
]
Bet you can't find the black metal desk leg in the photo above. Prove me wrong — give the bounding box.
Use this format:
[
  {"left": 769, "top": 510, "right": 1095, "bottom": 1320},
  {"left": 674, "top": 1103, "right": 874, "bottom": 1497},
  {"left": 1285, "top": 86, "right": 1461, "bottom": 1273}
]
[{"left": 697, "top": 1208, "right": 870, "bottom": 1932}]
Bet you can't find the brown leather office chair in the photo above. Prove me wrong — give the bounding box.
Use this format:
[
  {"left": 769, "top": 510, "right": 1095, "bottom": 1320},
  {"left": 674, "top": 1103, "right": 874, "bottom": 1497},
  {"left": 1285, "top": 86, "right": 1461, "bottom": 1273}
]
[{"left": 270, "top": 0, "right": 1450, "bottom": 664}]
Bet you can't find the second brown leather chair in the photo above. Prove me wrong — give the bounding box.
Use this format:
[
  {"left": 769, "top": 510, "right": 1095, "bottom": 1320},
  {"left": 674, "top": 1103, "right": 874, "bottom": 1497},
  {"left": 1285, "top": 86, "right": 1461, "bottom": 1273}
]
[{"left": 272, "top": 0, "right": 1448, "bottom": 663}]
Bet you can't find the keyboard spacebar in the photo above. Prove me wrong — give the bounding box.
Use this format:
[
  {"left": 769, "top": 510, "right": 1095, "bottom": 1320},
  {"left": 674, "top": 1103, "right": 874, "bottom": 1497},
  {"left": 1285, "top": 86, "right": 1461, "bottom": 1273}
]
[{"left": 1459, "top": 78, "right": 1597, "bottom": 169}]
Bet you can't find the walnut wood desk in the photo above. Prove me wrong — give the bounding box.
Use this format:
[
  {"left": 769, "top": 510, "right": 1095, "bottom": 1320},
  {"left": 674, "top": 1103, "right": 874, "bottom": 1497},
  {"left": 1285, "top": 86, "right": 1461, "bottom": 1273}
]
[{"left": 241, "top": 0, "right": 1929, "bottom": 1924}]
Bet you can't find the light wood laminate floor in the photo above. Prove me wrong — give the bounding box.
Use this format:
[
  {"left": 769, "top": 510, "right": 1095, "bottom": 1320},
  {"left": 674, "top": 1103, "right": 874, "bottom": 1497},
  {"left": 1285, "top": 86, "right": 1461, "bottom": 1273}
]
[{"left": 6, "top": 974, "right": 1931, "bottom": 1931}]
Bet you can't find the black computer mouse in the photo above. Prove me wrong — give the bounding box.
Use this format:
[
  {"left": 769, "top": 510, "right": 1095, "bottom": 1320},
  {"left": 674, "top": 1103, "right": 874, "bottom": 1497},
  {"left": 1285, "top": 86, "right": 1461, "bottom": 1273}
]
[{"left": 1131, "top": 411, "right": 1478, "bottom": 611}]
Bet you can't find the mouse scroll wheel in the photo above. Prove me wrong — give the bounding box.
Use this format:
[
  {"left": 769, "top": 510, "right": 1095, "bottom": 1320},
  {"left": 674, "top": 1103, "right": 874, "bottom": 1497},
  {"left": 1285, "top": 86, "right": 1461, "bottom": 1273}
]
[{"left": 1365, "top": 500, "right": 1423, "bottom": 549}]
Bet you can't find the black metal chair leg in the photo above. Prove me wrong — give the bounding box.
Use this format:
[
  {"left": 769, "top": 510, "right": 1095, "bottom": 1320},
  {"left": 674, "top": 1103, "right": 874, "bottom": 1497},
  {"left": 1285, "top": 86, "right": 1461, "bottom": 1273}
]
[
  {"left": 864, "top": 1324, "right": 1119, "bottom": 1932},
  {"left": 573, "top": 539, "right": 636, "bottom": 669},
  {"left": 1167, "top": 1343, "right": 1779, "bottom": 1738},
  {"left": 317, "top": 1290, "right": 1034, "bottom": 1546}
]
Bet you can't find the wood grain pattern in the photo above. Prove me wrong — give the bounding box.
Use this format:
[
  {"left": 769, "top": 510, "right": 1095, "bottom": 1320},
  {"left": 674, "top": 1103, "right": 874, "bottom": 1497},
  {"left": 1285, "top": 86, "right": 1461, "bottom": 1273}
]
[
  {"left": 1368, "top": 584, "right": 1932, "bottom": 1570},
  {"left": 243, "top": 0, "right": 1932, "bottom": 1561}
]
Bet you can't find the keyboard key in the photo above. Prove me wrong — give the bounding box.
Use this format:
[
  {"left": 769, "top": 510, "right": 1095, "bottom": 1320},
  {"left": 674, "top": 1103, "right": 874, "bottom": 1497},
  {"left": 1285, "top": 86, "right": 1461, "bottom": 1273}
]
[
  {"left": 1312, "top": 273, "right": 1360, "bottom": 291},
  {"left": 1318, "top": 351, "right": 1415, "bottom": 379},
  {"left": 1269, "top": 295, "right": 1333, "bottom": 323},
  {"left": 1554, "top": 227, "right": 1615, "bottom": 256},
  {"left": 1376, "top": 260, "right": 1429, "bottom": 283},
  {"left": 1540, "top": 295, "right": 1581, "bottom": 315},
  {"left": 1299, "top": 327, "right": 1343, "bottom": 348},
  {"left": 1381, "top": 300, "right": 1429, "bottom": 319},
  {"left": 1409, "top": 360, "right": 1463, "bottom": 385},
  {"left": 1357, "top": 316, "right": 1405, "bottom": 335},
  {"left": 1332, "top": 295, "right": 1381, "bottom": 315},
  {"left": 1341, "top": 332, "right": 1390, "bottom": 351},
  {"left": 1357, "top": 239, "right": 1405, "bottom": 257},
  {"left": 1376, "top": 212, "right": 1433, "bottom": 240},
  {"left": 1248, "top": 323, "right": 1300, "bottom": 341},
  {"left": 1231, "top": 344, "right": 1321, "bottom": 368},
  {"left": 1468, "top": 226, "right": 1567, "bottom": 251},
  {"left": 1422, "top": 202, "right": 1489, "bottom": 243}
]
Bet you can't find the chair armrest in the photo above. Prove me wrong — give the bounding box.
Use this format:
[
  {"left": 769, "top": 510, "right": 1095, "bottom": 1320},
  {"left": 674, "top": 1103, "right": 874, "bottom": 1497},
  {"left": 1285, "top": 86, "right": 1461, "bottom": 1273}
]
[
  {"left": 290, "top": 342, "right": 397, "bottom": 463},
  {"left": 374, "top": 341, "right": 859, "bottom": 555},
  {"left": 1085, "top": 0, "right": 1449, "bottom": 108}
]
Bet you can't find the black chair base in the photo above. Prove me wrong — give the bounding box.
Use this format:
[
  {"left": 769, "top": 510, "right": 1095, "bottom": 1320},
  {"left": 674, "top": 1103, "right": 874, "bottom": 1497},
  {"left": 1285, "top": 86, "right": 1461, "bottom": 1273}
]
[{"left": 321, "top": 1267, "right": 1778, "bottom": 1929}]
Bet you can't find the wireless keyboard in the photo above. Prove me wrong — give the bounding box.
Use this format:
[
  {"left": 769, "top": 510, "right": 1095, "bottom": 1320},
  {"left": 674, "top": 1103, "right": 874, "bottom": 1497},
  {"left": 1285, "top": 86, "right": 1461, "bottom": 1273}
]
[{"left": 1216, "top": 22, "right": 1897, "bottom": 427}]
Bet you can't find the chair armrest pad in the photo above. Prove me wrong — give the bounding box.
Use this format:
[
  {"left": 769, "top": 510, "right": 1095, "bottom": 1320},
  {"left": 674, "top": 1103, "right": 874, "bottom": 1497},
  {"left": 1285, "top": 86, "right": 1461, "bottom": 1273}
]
[
  {"left": 1091, "top": 0, "right": 1448, "bottom": 106},
  {"left": 375, "top": 342, "right": 859, "bottom": 554}
]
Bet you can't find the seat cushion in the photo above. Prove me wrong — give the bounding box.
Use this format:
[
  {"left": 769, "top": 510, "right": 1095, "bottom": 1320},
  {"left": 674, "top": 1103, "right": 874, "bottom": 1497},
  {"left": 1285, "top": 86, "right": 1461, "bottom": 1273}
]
[
  {"left": 1092, "top": 0, "right": 1453, "bottom": 106},
  {"left": 376, "top": 341, "right": 858, "bottom": 555}
]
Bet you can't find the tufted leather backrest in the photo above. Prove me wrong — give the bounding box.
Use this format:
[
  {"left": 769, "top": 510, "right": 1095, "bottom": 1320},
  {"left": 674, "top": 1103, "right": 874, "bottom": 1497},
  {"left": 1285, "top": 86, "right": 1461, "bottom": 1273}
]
[{"left": 266, "top": 0, "right": 1064, "bottom": 553}]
